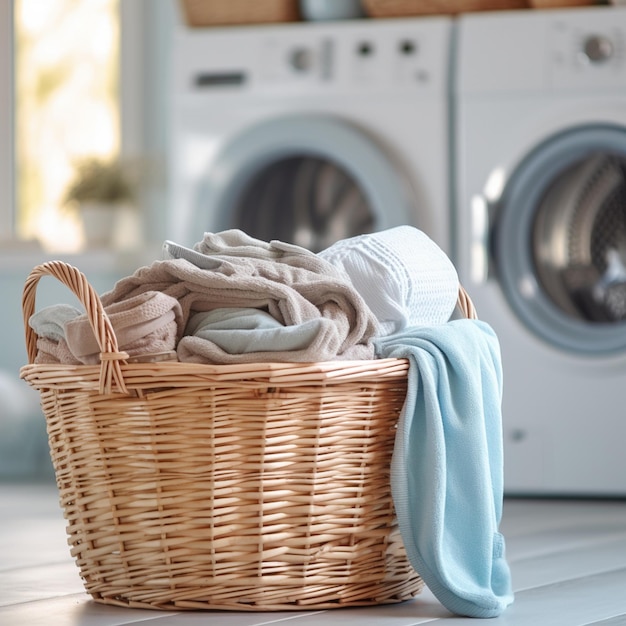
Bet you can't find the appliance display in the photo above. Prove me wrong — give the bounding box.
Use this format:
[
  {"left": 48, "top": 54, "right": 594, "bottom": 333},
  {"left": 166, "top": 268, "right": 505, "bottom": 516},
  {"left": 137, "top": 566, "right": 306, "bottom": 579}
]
[
  {"left": 168, "top": 16, "right": 453, "bottom": 253},
  {"left": 454, "top": 6, "right": 626, "bottom": 495}
]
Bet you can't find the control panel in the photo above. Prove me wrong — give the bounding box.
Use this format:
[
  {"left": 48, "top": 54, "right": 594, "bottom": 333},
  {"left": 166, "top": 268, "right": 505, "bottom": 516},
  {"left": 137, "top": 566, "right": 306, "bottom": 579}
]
[
  {"left": 174, "top": 18, "right": 451, "bottom": 97},
  {"left": 550, "top": 16, "right": 626, "bottom": 89},
  {"left": 257, "top": 22, "right": 446, "bottom": 94},
  {"left": 457, "top": 7, "right": 626, "bottom": 94}
]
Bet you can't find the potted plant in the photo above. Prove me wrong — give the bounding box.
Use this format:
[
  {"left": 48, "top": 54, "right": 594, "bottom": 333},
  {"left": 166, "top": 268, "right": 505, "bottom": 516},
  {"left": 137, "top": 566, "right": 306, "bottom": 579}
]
[{"left": 63, "top": 157, "right": 138, "bottom": 246}]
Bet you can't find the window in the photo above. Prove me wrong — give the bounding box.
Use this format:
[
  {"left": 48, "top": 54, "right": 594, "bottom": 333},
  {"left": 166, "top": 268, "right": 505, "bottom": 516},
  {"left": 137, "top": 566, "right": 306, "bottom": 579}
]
[
  {"left": 0, "top": 0, "right": 149, "bottom": 255},
  {"left": 0, "top": 3, "right": 14, "bottom": 241},
  {"left": 15, "top": 0, "right": 121, "bottom": 253}
]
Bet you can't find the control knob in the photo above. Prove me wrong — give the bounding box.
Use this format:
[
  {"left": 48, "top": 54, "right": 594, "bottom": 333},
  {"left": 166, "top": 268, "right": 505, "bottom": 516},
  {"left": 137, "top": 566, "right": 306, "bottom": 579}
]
[{"left": 582, "top": 34, "right": 614, "bottom": 63}]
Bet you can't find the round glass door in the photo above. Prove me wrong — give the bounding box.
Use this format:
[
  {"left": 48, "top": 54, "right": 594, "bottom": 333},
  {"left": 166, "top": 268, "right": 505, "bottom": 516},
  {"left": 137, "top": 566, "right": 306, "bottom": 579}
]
[
  {"left": 234, "top": 155, "right": 374, "bottom": 253},
  {"left": 194, "top": 114, "right": 415, "bottom": 252},
  {"left": 493, "top": 124, "right": 626, "bottom": 356}
]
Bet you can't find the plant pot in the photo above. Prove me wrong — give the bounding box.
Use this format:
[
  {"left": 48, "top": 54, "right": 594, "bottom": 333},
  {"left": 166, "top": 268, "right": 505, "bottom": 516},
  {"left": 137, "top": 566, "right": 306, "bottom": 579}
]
[{"left": 80, "top": 202, "right": 120, "bottom": 247}]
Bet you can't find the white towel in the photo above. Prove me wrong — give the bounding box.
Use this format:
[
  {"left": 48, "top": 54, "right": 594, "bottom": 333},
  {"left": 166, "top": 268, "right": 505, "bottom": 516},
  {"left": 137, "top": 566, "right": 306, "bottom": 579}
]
[{"left": 319, "top": 226, "right": 459, "bottom": 335}]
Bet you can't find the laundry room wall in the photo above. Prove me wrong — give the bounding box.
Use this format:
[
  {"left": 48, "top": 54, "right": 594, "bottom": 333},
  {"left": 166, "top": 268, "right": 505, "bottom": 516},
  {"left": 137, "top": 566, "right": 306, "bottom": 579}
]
[
  {"left": 0, "top": 0, "right": 623, "bottom": 487},
  {"left": 0, "top": 0, "right": 176, "bottom": 480},
  {"left": 0, "top": 0, "right": 177, "bottom": 355}
]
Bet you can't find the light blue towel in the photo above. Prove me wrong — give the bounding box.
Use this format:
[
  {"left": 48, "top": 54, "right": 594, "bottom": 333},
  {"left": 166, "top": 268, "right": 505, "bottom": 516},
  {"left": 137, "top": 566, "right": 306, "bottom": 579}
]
[
  {"left": 178, "top": 308, "right": 330, "bottom": 363},
  {"left": 374, "top": 319, "right": 514, "bottom": 618}
]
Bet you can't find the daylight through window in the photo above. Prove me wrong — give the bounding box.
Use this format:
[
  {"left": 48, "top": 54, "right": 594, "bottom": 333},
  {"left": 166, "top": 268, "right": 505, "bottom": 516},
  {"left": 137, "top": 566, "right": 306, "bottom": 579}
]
[{"left": 15, "top": 0, "right": 120, "bottom": 252}]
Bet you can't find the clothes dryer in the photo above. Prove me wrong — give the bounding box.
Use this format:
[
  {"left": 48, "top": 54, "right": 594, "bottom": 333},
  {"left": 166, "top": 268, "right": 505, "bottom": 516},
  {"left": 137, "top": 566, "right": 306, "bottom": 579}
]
[
  {"left": 168, "top": 17, "right": 452, "bottom": 253},
  {"left": 455, "top": 6, "right": 626, "bottom": 495}
]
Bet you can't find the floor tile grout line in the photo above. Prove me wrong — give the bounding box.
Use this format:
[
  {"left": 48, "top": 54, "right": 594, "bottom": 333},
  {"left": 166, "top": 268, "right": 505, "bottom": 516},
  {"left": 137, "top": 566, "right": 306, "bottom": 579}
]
[
  {"left": 506, "top": 530, "right": 626, "bottom": 564},
  {"left": 0, "top": 559, "right": 79, "bottom": 574},
  {"left": 581, "top": 611, "right": 626, "bottom": 626},
  {"left": 0, "top": 591, "right": 93, "bottom": 609},
  {"left": 113, "top": 610, "right": 330, "bottom": 626},
  {"left": 0, "top": 588, "right": 87, "bottom": 609},
  {"left": 126, "top": 610, "right": 329, "bottom": 625},
  {"left": 245, "top": 611, "right": 329, "bottom": 625},
  {"left": 114, "top": 609, "right": 446, "bottom": 626},
  {"left": 512, "top": 564, "right": 626, "bottom": 595}
]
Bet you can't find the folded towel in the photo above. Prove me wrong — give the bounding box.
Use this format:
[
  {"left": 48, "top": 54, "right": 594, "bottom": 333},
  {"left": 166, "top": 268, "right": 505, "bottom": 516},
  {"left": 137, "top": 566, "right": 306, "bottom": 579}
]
[
  {"left": 191, "top": 229, "right": 331, "bottom": 266},
  {"left": 179, "top": 308, "right": 331, "bottom": 363},
  {"left": 29, "top": 304, "right": 83, "bottom": 341},
  {"left": 319, "top": 226, "right": 459, "bottom": 335},
  {"left": 33, "top": 337, "right": 81, "bottom": 365},
  {"left": 29, "top": 305, "right": 83, "bottom": 365},
  {"left": 99, "top": 229, "right": 379, "bottom": 363},
  {"left": 373, "top": 320, "right": 514, "bottom": 618},
  {"left": 64, "top": 291, "right": 183, "bottom": 365}
]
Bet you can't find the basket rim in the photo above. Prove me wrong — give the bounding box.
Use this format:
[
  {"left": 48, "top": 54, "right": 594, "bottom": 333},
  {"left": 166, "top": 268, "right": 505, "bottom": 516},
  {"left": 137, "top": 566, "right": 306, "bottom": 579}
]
[
  {"left": 21, "top": 260, "right": 476, "bottom": 393},
  {"left": 19, "top": 356, "right": 411, "bottom": 391}
]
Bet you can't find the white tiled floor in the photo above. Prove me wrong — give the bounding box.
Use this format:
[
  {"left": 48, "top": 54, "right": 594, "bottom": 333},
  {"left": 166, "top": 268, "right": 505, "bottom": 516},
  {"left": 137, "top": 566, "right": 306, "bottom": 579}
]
[{"left": 2, "top": 483, "right": 626, "bottom": 625}]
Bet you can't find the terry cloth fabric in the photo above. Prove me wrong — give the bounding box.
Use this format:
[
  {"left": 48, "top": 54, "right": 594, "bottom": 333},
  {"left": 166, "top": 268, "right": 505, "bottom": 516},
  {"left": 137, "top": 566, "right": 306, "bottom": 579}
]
[
  {"left": 29, "top": 304, "right": 83, "bottom": 341},
  {"left": 179, "top": 308, "right": 329, "bottom": 363},
  {"left": 319, "top": 226, "right": 459, "bottom": 336},
  {"left": 64, "top": 291, "right": 183, "bottom": 365},
  {"left": 373, "top": 320, "right": 514, "bottom": 618},
  {"left": 29, "top": 304, "right": 83, "bottom": 365},
  {"left": 99, "top": 229, "right": 379, "bottom": 363}
]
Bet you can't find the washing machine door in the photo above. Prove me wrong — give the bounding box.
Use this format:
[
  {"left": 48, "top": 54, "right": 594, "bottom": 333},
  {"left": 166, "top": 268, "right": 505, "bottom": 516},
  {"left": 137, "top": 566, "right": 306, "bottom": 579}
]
[
  {"left": 492, "top": 124, "right": 626, "bottom": 356},
  {"left": 189, "top": 115, "right": 415, "bottom": 252}
]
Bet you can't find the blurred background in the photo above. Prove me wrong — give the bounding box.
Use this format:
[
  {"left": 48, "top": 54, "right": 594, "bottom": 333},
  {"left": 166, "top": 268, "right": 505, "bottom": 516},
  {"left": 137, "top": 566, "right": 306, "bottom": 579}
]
[
  {"left": 1, "top": 0, "right": 173, "bottom": 480},
  {"left": 1, "top": 0, "right": 626, "bottom": 497}
]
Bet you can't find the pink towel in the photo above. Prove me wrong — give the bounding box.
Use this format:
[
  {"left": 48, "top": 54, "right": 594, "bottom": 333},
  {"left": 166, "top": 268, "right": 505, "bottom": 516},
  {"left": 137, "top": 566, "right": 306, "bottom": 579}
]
[
  {"left": 64, "top": 291, "right": 183, "bottom": 365},
  {"left": 34, "top": 337, "right": 81, "bottom": 365}
]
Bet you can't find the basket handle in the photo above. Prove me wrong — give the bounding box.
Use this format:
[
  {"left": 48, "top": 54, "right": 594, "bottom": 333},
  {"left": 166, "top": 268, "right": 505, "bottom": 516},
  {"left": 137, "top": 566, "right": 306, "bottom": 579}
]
[
  {"left": 457, "top": 285, "right": 478, "bottom": 320},
  {"left": 22, "top": 260, "right": 128, "bottom": 395}
]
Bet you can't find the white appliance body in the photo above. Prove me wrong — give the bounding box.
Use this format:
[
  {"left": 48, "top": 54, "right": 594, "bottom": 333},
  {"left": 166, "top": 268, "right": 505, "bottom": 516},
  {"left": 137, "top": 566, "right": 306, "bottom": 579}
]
[
  {"left": 168, "top": 17, "right": 452, "bottom": 253},
  {"left": 455, "top": 6, "right": 626, "bottom": 496}
]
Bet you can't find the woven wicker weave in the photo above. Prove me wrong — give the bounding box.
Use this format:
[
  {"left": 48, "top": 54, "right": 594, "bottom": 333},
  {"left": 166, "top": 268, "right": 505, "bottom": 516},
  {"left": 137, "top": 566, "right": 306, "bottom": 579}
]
[
  {"left": 20, "top": 260, "right": 476, "bottom": 611},
  {"left": 362, "top": 0, "right": 528, "bottom": 16},
  {"left": 179, "top": 0, "right": 300, "bottom": 26},
  {"left": 528, "top": 0, "right": 596, "bottom": 6}
]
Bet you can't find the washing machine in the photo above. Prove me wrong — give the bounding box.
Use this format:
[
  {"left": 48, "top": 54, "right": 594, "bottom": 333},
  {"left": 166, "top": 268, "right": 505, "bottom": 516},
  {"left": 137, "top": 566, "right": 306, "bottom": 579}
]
[
  {"left": 455, "top": 6, "right": 626, "bottom": 496},
  {"left": 167, "top": 16, "right": 453, "bottom": 254}
]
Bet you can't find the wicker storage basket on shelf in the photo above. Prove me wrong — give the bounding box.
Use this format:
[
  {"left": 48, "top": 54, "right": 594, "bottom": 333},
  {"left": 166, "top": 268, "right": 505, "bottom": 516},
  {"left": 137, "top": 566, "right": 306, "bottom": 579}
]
[
  {"left": 20, "top": 260, "right": 476, "bottom": 612},
  {"left": 179, "top": 0, "right": 300, "bottom": 26},
  {"left": 527, "top": 0, "right": 596, "bottom": 7},
  {"left": 361, "top": 0, "right": 529, "bottom": 16}
]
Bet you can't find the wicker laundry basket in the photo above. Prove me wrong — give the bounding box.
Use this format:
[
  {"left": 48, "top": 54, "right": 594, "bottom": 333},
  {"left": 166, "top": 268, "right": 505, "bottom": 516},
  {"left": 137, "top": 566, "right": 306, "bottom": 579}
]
[
  {"left": 20, "top": 260, "right": 476, "bottom": 612},
  {"left": 179, "top": 0, "right": 300, "bottom": 26},
  {"left": 528, "top": 0, "right": 596, "bottom": 7},
  {"left": 361, "top": 0, "right": 529, "bottom": 16}
]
